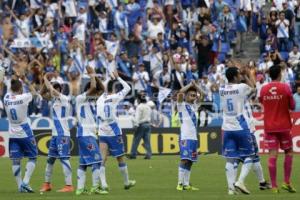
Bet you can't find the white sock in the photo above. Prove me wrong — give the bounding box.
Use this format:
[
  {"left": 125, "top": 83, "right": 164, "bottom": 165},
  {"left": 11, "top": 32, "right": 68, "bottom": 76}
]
[
  {"left": 77, "top": 168, "right": 86, "bottom": 190},
  {"left": 100, "top": 166, "right": 108, "bottom": 188},
  {"left": 12, "top": 165, "right": 22, "bottom": 189},
  {"left": 92, "top": 165, "right": 100, "bottom": 187},
  {"left": 238, "top": 157, "right": 253, "bottom": 184},
  {"left": 233, "top": 161, "right": 238, "bottom": 180},
  {"left": 45, "top": 163, "right": 54, "bottom": 183},
  {"left": 119, "top": 163, "right": 129, "bottom": 185},
  {"left": 225, "top": 162, "right": 236, "bottom": 190},
  {"left": 253, "top": 161, "right": 265, "bottom": 183},
  {"left": 183, "top": 169, "right": 191, "bottom": 186},
  {"left": 23, "top": 160, "right": 36, "bottom": 185},
  {"left": 178, "top": 166, "right": 185, "bottom": 185},
  {"left": 61, "top": 159, "right": 72, "bottom": 185}
]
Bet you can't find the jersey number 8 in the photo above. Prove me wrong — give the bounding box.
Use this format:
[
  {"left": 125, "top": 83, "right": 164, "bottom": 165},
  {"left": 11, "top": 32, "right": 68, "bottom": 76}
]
[
  {"left": 104, "top": 105, "right": 111, "bottom": 118},
  {"left": 10, "top": 108, "right": 18, "bottom": 120}
]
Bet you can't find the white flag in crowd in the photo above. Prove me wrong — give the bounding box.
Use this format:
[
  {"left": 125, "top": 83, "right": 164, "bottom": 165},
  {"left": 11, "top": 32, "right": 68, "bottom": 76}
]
[{"left": 158, "top": 87, "right": 172, "bottom": 103}]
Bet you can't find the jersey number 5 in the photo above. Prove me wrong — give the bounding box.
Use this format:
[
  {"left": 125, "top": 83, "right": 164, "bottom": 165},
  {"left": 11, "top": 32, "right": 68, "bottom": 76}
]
[{"left": 227, "top": 98, "right": 234, "bottom": 112}]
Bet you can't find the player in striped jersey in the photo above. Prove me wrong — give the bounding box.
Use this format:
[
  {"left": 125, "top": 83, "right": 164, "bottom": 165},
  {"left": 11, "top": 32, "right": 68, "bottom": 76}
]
[
  {"left": 176, "top": 80, "right": 203, "bottom": 191},
  {"left": 40, "top": 73, "right": 73, "bottom": 193},
  {"left": 75, "top": 67, "right": 107, "bottom": 195},
  {"left": 97, "top": 71, "right": 136, "bottom": 190},
  {"left": 220, "top": 67, "right": 256, "bottom": 195},
  {"left": 4, "top": 76, "right": 37, "bottom": 193}
]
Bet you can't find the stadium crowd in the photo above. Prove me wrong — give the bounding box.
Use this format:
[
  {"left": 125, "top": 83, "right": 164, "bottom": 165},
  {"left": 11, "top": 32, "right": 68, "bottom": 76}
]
[{"left": 1, "top": 0, "right": 300, "bottom": 126}]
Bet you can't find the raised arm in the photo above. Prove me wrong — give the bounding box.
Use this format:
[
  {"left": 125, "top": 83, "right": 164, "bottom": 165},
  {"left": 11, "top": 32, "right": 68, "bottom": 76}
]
[
  {"left": 113, "top": 71, "right": 131, "bottom": 95},
  {"left": 6, "top": 5, "right": 18, "bottom": 20},
  {"left": 22, "top": 75, "right": 37, "bottom": 96},
  {"left": 177, "top": 82, "right": 193, "bottom": 103},
  {"left": 43, "top": 73, "right": 60, "bottom": 97},
  {"left": 86, "top": 66, "right": 97, "bottom": 96}
]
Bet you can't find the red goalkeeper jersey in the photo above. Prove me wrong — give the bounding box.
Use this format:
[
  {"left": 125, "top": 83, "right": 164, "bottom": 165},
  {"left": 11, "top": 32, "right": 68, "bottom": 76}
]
[{"left": 259, "top": 81, "right": 295, "bottom": 133}]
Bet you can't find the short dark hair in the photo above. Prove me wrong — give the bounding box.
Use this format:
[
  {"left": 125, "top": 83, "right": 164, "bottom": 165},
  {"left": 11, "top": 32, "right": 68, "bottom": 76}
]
[
  {"left": 84, "top": 79, "right": 103, "bottom": 93},
  {"left": 10, "top": 79, "right": 22, "bottom": 93},
  {"left": 269, "top": 65, "right": 281, "bottom": 80},
  {"left": 107, "top": 80, "right": 117, "bottom": 93},
  {"left": 53, "top": 83, "right": 62, "bottom": 93},
  {"left": 186, "top": 86, "right": 197, "bottom": 94},
  {"left": 138, "top": 92, "right": 147, "bottom": 103},
  {"left": 225, "top": 67, "right": 239, "bottom": 83}
]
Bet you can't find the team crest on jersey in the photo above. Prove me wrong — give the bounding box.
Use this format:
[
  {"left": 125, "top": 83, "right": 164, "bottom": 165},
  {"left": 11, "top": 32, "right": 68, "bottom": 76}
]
[
  {"left": 94, "top": 154, "right": 100, "bottom": 160},
  {"left": 31, "top": 139, "right": 36, "bottom": 145},
  {"left": 87, "top": 143, "right": 95, "bottom": 151},
  {"left": 117, "top": 136, "right": 123, "bottom": 144},
  {"left": 183, "top": 150, "right": 188, "bottom": 156},
  {"left": 61, "top": 137, "right": 67, "bottom": 144}
]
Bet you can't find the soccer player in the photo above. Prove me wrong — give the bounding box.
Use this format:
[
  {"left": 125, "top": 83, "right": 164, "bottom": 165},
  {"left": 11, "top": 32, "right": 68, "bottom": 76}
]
[
  {"left": 75, "top": 67, "right": 107, "bottom": 195},
  {"left": 176, "top": 80, "right": 203, "bottom": 191},
  {"left": 259, "top": 65, "right": 296, "bottom": 193},
  {"left": 97, "top": 71, "right": 136, "bottom": 191},
  {"left": 220, "top": 67, "right": 256, "bottom": 195},
  {"left": 4, "top": 76, "right": 37, "bottom": 192},
  {"left": 238, "top": 133, "right": 271, "bottom": 190},
  {"left": 40, "top": 73, "right": 74, "bottom": 192}
]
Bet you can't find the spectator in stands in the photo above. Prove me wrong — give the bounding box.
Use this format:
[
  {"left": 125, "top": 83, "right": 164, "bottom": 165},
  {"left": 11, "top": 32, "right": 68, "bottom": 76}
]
[
  {"left": 152, "top": 65, "right": 171, "bottom": 91},
  {"left": 132, "top": 63, "right": 150, "bottom": 94},
  {"left": 276, "top": 11, "right": 290, "bottom": 52},
  {"left": 270, "top": 50, "right": 283, "bottom": 65},
  {"left": 288, "top": 45, "right": 300, "bottom": 67},
  {"left": 147, "top": 11, "right": 165, "bottom": 40},
  {"left": 0, "top": 98, "right": 3, "bottom": 117},
  {"left": 218, "top": 5, "right": 235, "bottom": 43},
  {"left": 235, "top": 9, "right": 247, "bottom": 57},
  {"left": 117, "top": 51, "right": 133, "bottom": 81},
  {"left": 295, "top": 1, "right": 300, "bottom": 42},
  {"left": 256, "top": 72, "right": 265, "bottom": 94},
  {"left": 196, "top": 35, "right": 212, "bottom": 77},
  {"left": 258, "top": 15, "right": 269, "bottom": 53},
  {"left": 282, "top": 2, "right": 295, "bottom": 44},
  {"left": 268, "top": 7, "right": 278, "bottom": 34},
  {"left": 258, "top": 53, "right": 273, "bottom": 75},
  {"left": 293, "top": 85, "right": 300, "bottom": 111}
]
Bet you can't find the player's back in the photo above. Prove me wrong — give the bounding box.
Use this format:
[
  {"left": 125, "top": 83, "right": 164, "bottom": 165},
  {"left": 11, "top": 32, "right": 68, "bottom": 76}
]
[
  {"left": 97, "top": 93, "right": 122, "bottom": 136},
  {"left": 220, "top": 83, "right": 253, "bottom": 131},
  {"left": 51, "top": 94, "right": 71, "bottom": 136},
  {"left": 76, "top": 93, "right": 97, "bottom": 137},
  {"left": 4, "top": 92, "right": 32, "bottom": 138},
  {"left": 259, "top": 81, "right": 295, "bottom": 132}
]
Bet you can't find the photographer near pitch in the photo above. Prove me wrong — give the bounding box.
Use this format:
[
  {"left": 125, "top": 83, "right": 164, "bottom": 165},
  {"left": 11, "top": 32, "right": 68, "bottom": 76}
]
[{"left": 128, "top": 92, "right": 152, "bottom": 159}]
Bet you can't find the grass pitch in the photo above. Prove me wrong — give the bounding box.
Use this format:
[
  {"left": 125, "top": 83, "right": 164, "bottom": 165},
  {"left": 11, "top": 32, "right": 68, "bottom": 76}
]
[{"left": 0, "top": 155, "right": 299, "bottom": 200}]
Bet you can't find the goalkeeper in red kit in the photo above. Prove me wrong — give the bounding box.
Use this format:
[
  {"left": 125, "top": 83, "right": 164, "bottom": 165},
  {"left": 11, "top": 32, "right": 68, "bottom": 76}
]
[{"left": 259, "top": 65, "right": 296, "bottom": 193}]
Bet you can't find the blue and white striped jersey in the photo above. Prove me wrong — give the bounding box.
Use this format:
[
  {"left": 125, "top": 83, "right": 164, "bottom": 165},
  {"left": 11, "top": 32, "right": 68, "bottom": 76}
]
[
  {"left": 220, "top": 83, "right": 253, "bottom": 131},
  {"left": 177, "top": 102, "right": 199, "bottom": 140},
  {"left": 97, "top": 77, "right": 131, "bottom": 136},
  {"left": 4, "top": 92, "right": 33, "bottom": 138},
  {"left": 51, "top": 94, "right": 71, "bottom": 136},
  {"left": 76, "top": 93, "right": 97, "bottom": 138}
]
